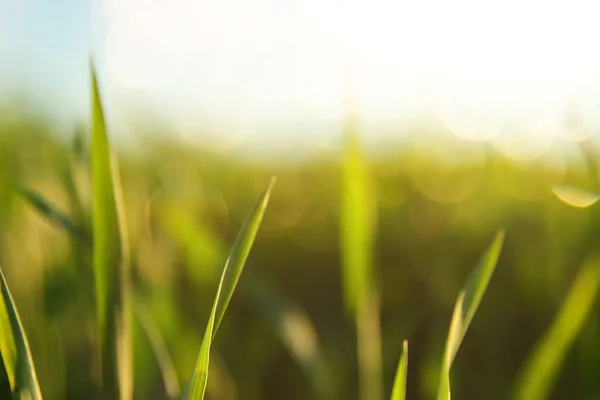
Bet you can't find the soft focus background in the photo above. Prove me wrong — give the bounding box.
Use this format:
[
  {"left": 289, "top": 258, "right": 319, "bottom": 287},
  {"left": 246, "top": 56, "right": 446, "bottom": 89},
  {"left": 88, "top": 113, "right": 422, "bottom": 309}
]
[{"left": 2, "top": 0, "right": 600, "bottom": 399}]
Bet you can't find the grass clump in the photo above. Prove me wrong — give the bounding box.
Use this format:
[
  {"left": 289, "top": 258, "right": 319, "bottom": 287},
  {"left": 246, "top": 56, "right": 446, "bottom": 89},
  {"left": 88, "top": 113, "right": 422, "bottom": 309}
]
[{"left": 1, "top": 63, "right": 600, "bottom": 400}]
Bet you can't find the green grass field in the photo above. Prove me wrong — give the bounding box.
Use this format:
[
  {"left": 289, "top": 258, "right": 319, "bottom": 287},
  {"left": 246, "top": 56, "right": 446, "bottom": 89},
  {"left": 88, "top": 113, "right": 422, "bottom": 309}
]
[{"left": 0, "top": 70, "right": 600, "bottom": 400}]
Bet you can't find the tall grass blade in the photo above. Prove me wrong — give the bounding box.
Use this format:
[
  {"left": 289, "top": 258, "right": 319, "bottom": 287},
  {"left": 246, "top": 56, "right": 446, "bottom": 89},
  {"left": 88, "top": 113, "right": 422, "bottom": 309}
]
[
  {"left": 91, "top": 63, "right": 132, "bottom": 399},
  {"left": 181, "top": 178, "right": 275, "bottom": 400},
  {"left": 391, "top": 340, "right": 408, "bottom": 400},
  {"left": 158, "top": 200, "right": 334, "bottom": 398},
  {"left": 513, "top": 255, "right": 600, "bottom": 400},
  {"left": 133, "top": 293, "right": 181, "bottom": 399},
  {"left": 341, "top": 120, "right": 381, "bottom": 400},
  {"left": 437, "top": 230, "right": 505, "bottom": 400},
  {"left": 340, "top": 124, "right": 375, "bottom": 315},
  {"left": 0, "top": 263, "right": 43, "bottom": 399}
]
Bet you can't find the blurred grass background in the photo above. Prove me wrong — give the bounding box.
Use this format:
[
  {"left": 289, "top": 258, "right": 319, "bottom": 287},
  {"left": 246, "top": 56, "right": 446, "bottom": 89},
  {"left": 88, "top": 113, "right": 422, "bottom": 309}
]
[{"left": 1, "top": 102, "right": 600, "bottom": 400}]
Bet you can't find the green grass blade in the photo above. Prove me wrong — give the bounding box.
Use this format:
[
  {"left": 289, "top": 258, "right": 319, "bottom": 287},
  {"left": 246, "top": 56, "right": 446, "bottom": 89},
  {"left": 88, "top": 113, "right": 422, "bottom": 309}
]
[
  {"left": 391, "top": 340, "right": 408, "bottom": 400},
  {"left": 0, "top": 263, "right": 43, "bottom": 399},
  {"left": 341, "top": 126, "right": 375, "bottom": 315},
  {"left": 341, "top": 122, "right": 381, "bottom": 400},
  {"left": 10, "top": 182, "right": 88, "bottom": 242},
  {"left": 133, "top": 292, "right": 181, "bottom": 399},
  {"left": 180, "top": 287, "right": 219, "bottom": 400},
  {"left": 513, "top": 255, "right": 600, "bottom": 400},
  {"left": 212, "top": 177, "right": 275, "bottom": 336},
  {"left": 437, "top": 230, "right": 505, "bottom": 400},
  {"left": 91, "top": 63, "right": 132, "bottom": 400},
  {"left": 158, "top": 201, "right": 334, "bottom": 398},
  {"left": 181, "top": 178, "right": 275, "bottom": 400}
]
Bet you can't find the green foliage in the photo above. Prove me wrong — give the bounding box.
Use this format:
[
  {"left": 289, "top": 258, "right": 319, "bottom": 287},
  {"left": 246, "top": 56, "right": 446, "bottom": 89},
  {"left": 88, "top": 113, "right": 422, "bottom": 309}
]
[
  {"left": 133, "top": 291, "right": 181, "bottom": 399},
  {"left": 181, "top": 178, "right": 275, "bottom": 399},
  {"left": 341, "top": 122, "right": 382, "bottom": 400},
  {"left": 4, "top": 77, "right": 600, "bottom": 400},
  {"left": 91, "top": 64, "right": 132, "bottom": 399},
  {"left": 157, "top": 204, "right": 334, "bottom": 398},
  {"left": 340, "top": 122, "right": 376, "bottom": 316},
  {"left": 0, "top": 263, "right": 43, "bottom": 399},
  {"left": 437, "top": 231, "right": 505, "bottom": 400},
  {"left": 10, "top": 182, "right": 88, "bottom": 241},
  {"left": 513, "top": 255, "right": 600, "bottom": 400},
  {"left": 391, "top": 340, "right": 408, "bottom": 400}
]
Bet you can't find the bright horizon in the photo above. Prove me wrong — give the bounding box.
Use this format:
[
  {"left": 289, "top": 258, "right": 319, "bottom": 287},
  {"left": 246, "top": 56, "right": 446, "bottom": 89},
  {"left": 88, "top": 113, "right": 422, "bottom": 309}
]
[{"left": 2, "top": 0, "right": 600, "bottom": 157}]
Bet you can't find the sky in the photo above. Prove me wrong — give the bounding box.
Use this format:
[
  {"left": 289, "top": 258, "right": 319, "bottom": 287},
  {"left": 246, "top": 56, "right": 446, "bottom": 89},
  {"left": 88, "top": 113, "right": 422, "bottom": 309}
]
[
  {"left": 0, "top": 0, "right": 91, "bottom": 121},
  {"left": 2, "top": 0, "right": 600, "bottom": 155}
]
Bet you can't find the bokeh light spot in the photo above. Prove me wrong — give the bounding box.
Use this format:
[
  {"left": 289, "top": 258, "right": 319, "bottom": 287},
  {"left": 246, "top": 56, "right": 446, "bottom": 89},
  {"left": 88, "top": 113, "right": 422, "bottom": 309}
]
[{"left": 552, "top": 184, "right": 600, "bottom": 208}]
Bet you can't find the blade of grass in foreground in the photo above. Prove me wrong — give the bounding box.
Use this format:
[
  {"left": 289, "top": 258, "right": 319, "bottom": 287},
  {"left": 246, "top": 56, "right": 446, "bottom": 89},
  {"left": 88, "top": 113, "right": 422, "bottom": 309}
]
[
  {"left": 513, "top": 255, "right": 600, "bottom": 400},
  {"left": 91, "top": 64, "right": 132, "bottom": 400},
  {"left": 0, "top": 263, "right": 43, "bottom": 399},
  {"left": 158, "top": 204, "right": 334, "bottom": 398},
  {"left": 437, "top": 230, "right": 505, "bottom": 400},
  {"left": 391, "top": 340, "right": 408, "bottom": 400},
  {"left": 181, "top": 178, "right": 275, "bottom": 400}
]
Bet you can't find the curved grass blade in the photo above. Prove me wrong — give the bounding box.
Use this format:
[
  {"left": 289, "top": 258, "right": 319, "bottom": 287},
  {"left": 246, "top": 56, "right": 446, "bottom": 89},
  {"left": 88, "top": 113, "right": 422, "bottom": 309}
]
[
  {"left": 10, "top": 182, "right": 88, "bottom": 242},
  {"left": 133, "top": 292, "right": 181, "bottom": 399},
  {"left": 0, "top": 263, "right": 43, "bottom": 399},
  {"left": 391, "top": 340, "right": 408, "bottom": 400},
  {"left": 512, "top": 255, "right": 600, "bottom": 400},
  {"left": 157, "top": 197, "right": 334, "bottom": 398},
  {"left": 91, "top": 63, "right": 132, "bottom": 400},
  {"left": 181, "top": 177, "right": 275, "bottom": 400},
  {"left": 437, "top": 230, "right": 505, "bottom": 400}
]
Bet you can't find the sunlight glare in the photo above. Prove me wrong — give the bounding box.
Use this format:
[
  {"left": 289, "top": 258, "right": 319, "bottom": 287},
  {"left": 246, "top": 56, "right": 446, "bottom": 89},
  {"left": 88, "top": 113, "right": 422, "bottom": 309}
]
[
  {"left": 492, "top": 114, "right": 558, "bottom": 162},
  {"left": 99, "top": 0, "right": 600, "bottom": 143}
]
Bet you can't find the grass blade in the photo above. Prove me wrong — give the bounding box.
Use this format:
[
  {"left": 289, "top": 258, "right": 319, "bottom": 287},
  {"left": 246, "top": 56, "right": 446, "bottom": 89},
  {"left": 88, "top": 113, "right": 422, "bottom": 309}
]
[
  {"left": 91, "top": 63, "right": 132, "bottom": 399},
  {"left": 437, "top": 230, "right": 505, "bottom": 400},
  {"left": 0, "top": 263, "right": 43, "bottom": 399},
  {"left": 157, "top": 196, "right": 334, "bottom": 398},
  {"left": 341, "top": 125, "right": 375, "bottom": 315},
  {"left": 133, "top": 293, "right": 181, "bottom": 399},
  {"left": 181, "top": 178, "right": 275, "bottom": 399},
  {"left": 10, "top": 182, "right": 88, "bottom": 242},
  {"left": 513, "top": 255, "right": 600, "bottom": 400},
  {"left": 341, "top": 121, "right": 381, "bottom": 400},
  {"left": 391, "top": 340, "right": 408, "bottom": 400}
]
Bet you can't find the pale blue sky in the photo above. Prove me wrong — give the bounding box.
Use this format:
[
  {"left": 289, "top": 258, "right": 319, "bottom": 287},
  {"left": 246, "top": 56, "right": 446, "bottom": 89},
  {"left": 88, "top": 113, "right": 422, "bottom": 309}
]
[
  {"left": 2, "top": 0, "right": 600, "bottom": 155},
  {"left": 0, "top": 0, "right": 91, "bottom": 123}
]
